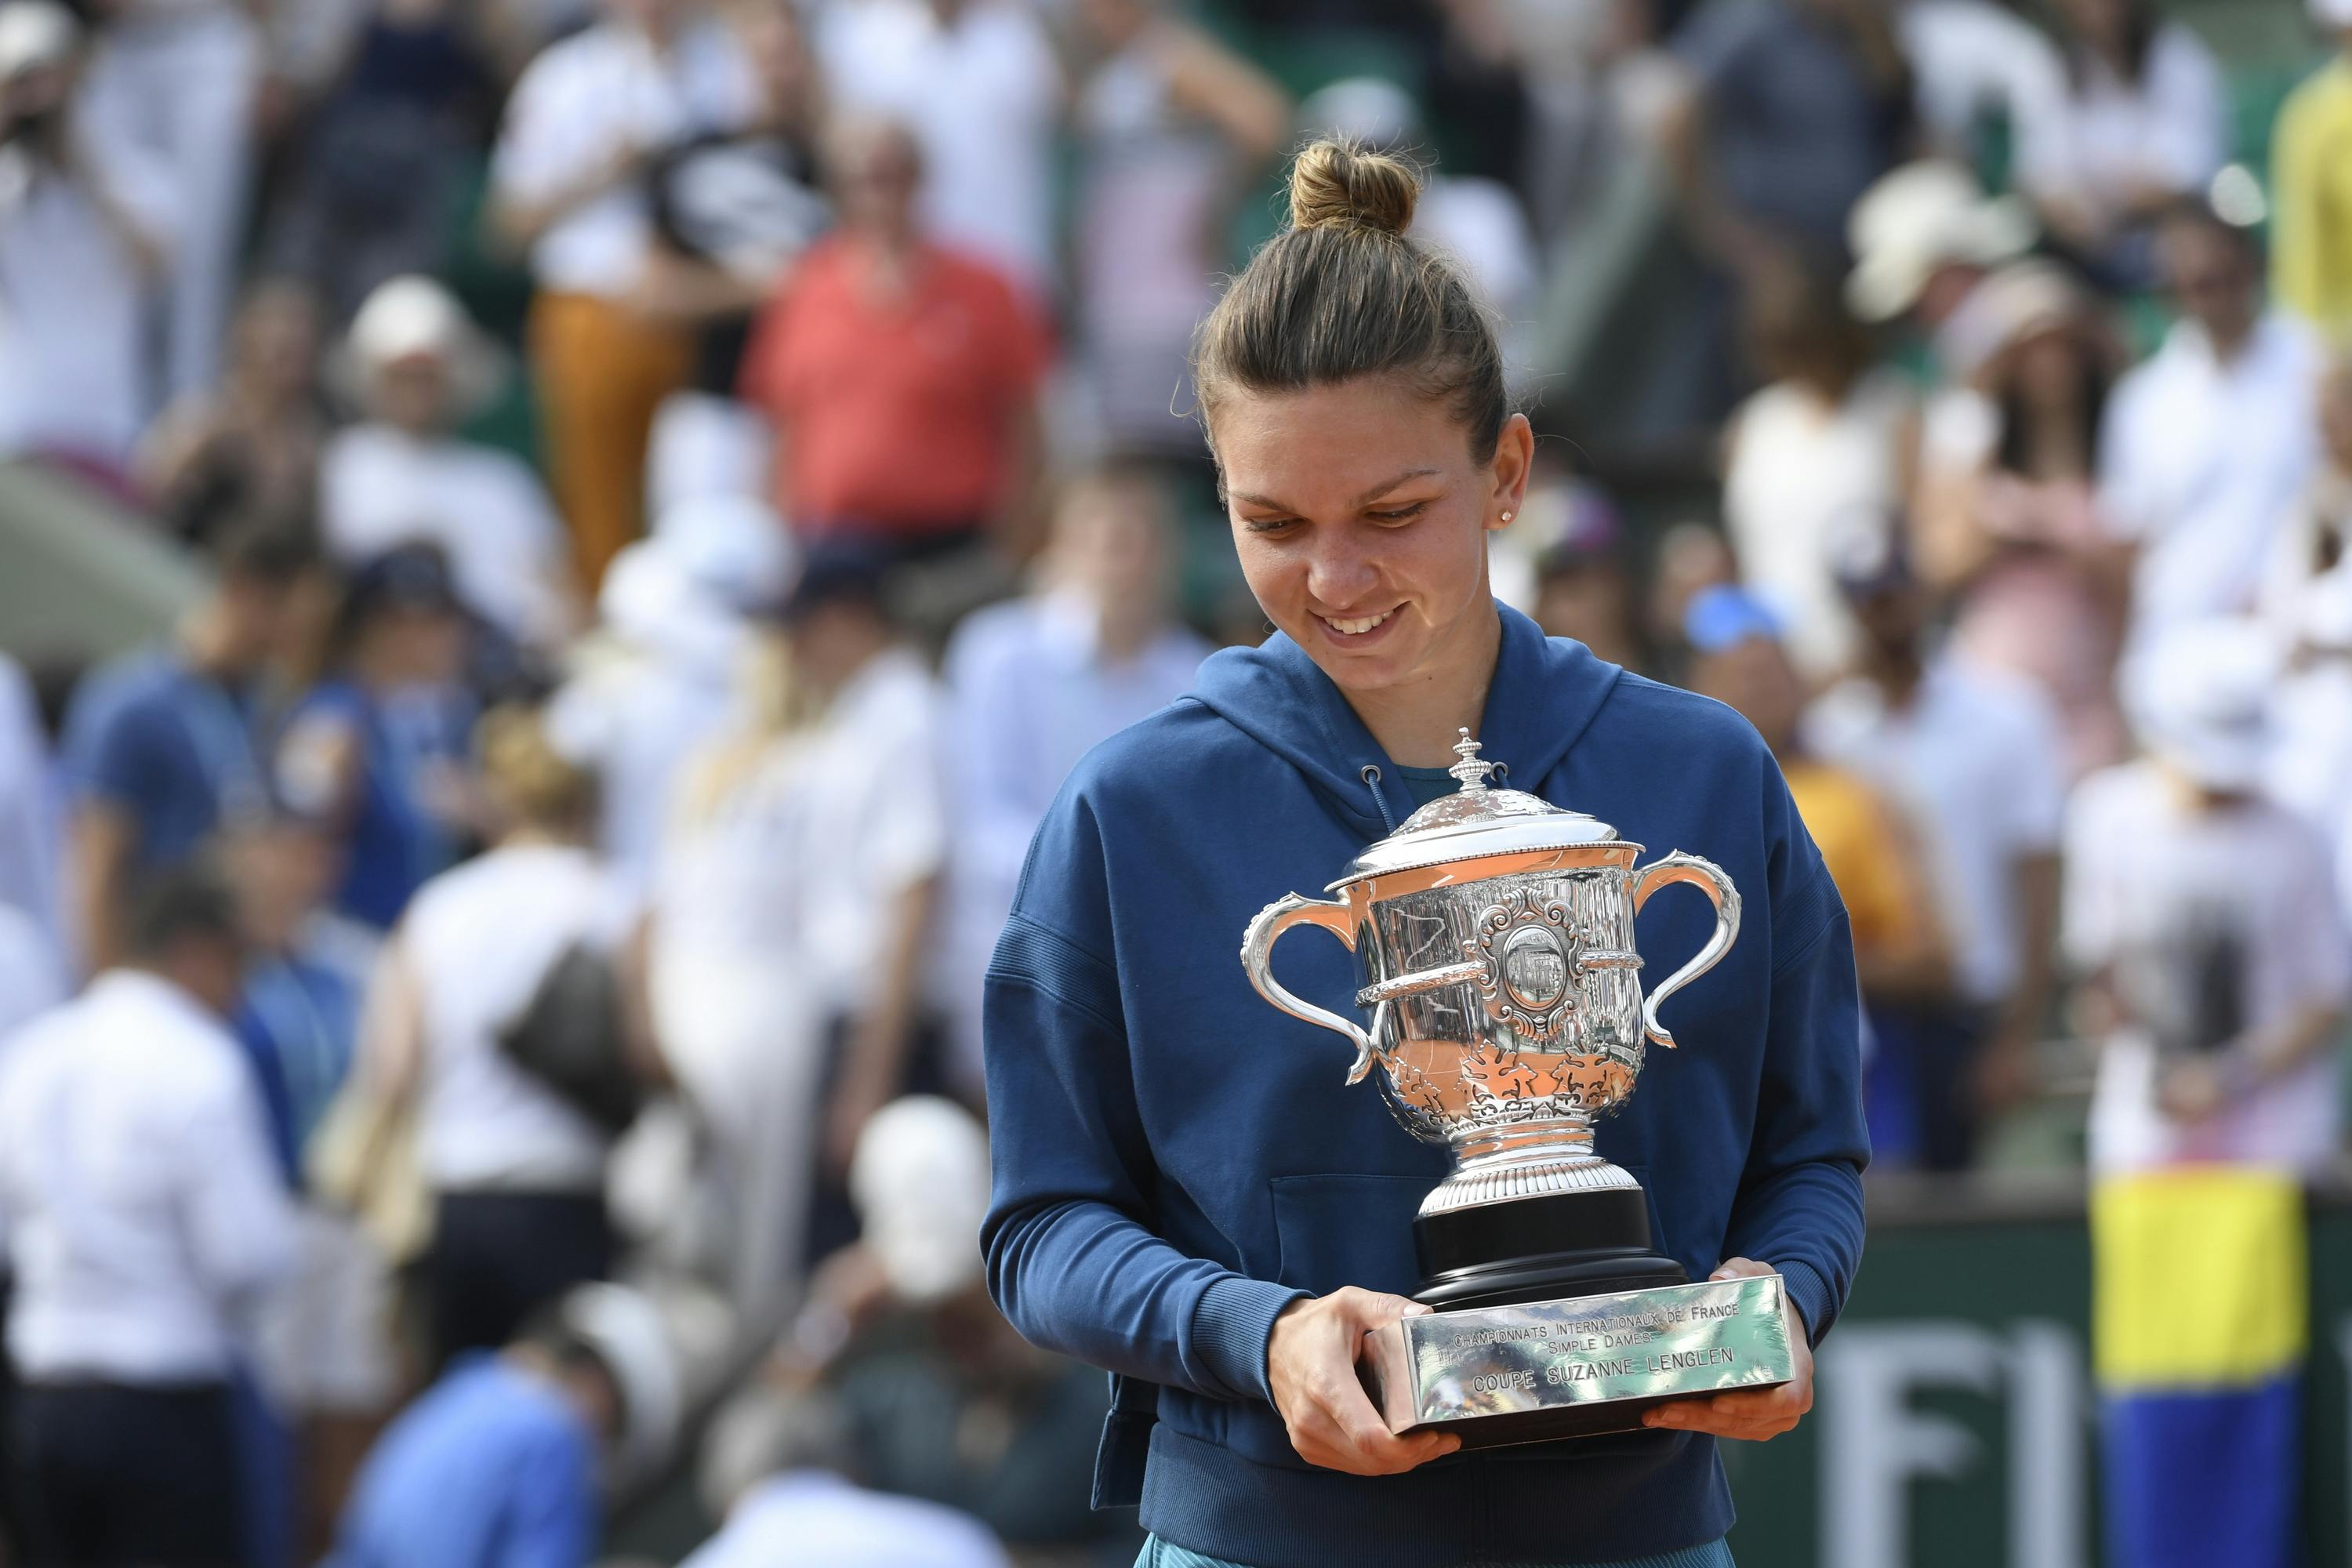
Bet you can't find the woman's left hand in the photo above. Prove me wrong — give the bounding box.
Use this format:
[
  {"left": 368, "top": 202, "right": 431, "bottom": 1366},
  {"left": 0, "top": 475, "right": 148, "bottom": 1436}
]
[{"left": 1639, "top": 1258, "right": 1813, "bottom": 1442}]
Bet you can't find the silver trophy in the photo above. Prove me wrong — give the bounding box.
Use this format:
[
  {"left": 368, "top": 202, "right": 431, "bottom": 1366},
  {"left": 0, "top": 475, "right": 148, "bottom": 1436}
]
[{"left": 1240, "top": 732, "right": 1793, "bottom": 1445}]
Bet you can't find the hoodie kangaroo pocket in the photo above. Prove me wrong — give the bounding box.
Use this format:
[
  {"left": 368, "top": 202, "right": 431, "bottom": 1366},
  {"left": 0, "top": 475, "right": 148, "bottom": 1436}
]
[{"left": 1267, "top": 1173, "right": 1432, "bottom": 1297}]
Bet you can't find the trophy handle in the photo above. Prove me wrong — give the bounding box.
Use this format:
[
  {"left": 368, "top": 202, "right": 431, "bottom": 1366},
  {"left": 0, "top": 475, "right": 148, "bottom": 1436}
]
[
  {"left": 1629, "top": 851, "right": 1742, "bottom": 1049},
  {"left": 1240, "top": 892, "right": 1378, "bottom": 1084}
]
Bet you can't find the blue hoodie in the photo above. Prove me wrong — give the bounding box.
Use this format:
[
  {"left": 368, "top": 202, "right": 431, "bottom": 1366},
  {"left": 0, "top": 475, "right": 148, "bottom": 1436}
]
[{"left": 982, "top": 604, "right": 1867, "bottom": 1567}]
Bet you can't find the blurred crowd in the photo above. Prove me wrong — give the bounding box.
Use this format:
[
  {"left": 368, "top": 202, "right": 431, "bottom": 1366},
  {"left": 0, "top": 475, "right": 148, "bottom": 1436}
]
[{"left": 0, "top": 0, "right": 2350, "bottom": 1563}]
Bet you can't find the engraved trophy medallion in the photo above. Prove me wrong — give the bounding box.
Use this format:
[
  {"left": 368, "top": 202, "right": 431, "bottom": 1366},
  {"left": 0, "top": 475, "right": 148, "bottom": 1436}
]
[{"left": 1240, "top": 733, "right": 1794, "bottom": 1445}]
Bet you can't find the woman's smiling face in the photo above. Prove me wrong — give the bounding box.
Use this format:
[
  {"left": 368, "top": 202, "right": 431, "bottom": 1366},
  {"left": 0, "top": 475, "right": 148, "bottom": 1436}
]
[{"left": 1216, "top": 376, "right": 1531, "bottom": 697}]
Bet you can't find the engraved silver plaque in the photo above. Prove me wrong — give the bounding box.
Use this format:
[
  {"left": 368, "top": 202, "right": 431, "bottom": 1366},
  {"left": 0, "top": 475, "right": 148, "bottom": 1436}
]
[{"left": 1364, "top": 1275, "right": 1795, "bottom": 1447}]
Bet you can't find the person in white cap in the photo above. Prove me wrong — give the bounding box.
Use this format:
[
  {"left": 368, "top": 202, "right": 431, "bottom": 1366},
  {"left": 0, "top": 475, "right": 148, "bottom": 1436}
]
[
  {"left": 0, "top": 0, "right": 177, "bottom": 473},
  {"left": 2270, "top": 0, "right": 2352, "bottom": 336},
  {"left": 699, "top": 1097, "right": 1123, "bottom": 1562},
  {"left": 319, "top": 275, "right": 579, "bottom": 655},
  {"left": 329, "top": 1280, "right": 680, "bottom": 1568},
  {"left": 2067, "top": 619, "right": 2352, "bottom": 1178},
  {"left": 1843, "top": 159, "right": 2037, "bottom": 358}
]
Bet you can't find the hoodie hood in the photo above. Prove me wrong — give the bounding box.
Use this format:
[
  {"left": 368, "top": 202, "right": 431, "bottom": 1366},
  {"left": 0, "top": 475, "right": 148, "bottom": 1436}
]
[{"left": 1189, "top": 601, "right": 1624, "bottom": 840}]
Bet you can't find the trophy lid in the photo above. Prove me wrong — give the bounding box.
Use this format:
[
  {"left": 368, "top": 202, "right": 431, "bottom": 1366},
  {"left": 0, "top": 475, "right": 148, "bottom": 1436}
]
[{"left": 1330, "top": 731, "right": 1620, "bottom": 889}]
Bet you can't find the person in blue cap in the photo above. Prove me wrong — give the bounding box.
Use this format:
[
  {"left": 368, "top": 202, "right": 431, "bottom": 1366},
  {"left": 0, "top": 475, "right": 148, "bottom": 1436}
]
[{"left": 981, "top": 138, "right": 1867, "bottom": 1568}]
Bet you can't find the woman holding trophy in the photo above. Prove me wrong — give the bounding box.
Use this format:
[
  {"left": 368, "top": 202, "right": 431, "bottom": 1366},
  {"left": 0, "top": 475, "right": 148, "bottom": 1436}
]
[{"left": 982, "top": 140, "right": 1867, "bottom": 1568}]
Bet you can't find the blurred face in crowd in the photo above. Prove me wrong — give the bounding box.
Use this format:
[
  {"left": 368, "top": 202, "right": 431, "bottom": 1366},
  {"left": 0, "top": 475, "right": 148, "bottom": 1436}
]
[
  {"left": 1742, "top": 259, "right": 1871, "bottom": 401},
  {"left": 1534, "top": 561, "right": 1636, "bottom": 662},
  {"left": 213, "top": 568, "right": 310, "bottom": 673},
  {"left": 2054, "top": 0, "right": 2138, "bottom": 50},
  {"left": 226, "top": 818, "right": 334, "bottom": 953},
  {"left": 2159, "top": 217, "right": 2259, "bottom": 350},
  {"left": 1053, "top": 476, "right": 1170, "bottom": 630},
  {"left": 162, "top": 924, "right": 249, "bottom": 1018},
  {"left": 2005, "top": 325, "right": 2092, "bottom": 416},
  {"left": 785, "top": 597, "right": 891, "bottom": 698},
  {"left": 1075, "top": 0, "right": 1150, "bottom": 51},
  {"left": 828, "top": 119, "right": 922, "bottom": 245},
  {"left": 231, "top": 285, "right": 322, "bottom": 404},
  {"left": 234, "top": 285, "right": 321, "bottom": 403},
  {"left": 1646, "top": 523, "right": 1733, "bottom": 652},
  {"left": 733, "top": 0, "right": 813, "bottom": 118},
  {"left": 1915, "top": 262, "right": 1985, "bottom": 331},
  {"left": 603, "top": 0, "right": 683, "bottom": 38},
  {"left": 1689, "top": 633, "right": 1805, "bottom": 754},
  {"left": 1216, "top": 376, "right": 1530, "bottom": 700},
  {"left": 1846, "top": 579, "right": 1929, "bottom": 663},
  {"left": 356, "top": 601, "right": 468, "bottom": 688},
  {"left": 373, "top": 354, "right": 454, "bottom": 437}
]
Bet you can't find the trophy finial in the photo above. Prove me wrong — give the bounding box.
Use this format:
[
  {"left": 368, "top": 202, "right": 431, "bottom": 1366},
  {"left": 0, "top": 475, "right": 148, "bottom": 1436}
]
[{"left": 1448, "top": 728, "right": 1496, "bottom": 793}]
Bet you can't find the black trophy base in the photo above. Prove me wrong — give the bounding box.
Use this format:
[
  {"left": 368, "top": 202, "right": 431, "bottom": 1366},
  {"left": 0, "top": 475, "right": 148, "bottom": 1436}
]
[
  {"left": 1413, "top": 1184, "right": 1690, "bottom": 1311},
  {"left": 1407, "top": 1182, "right": 1690, "bottom": 1445}
]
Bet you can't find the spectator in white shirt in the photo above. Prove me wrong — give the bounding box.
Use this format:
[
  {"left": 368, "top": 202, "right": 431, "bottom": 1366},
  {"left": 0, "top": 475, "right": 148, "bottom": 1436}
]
[
  {"left": 351, "top": 706, "right": 635, "bottom": 1367},
  {"left": 321, "top": 276, "right": 579, "bottom": 655},
  {"left": 488, "top": 0, "right": 757, "bottom": 590},
  {"left": 76, "top": 0, "right": 260, "bottom": 401},
  {"left": 2069, "top": 619, "right": 2352, "bottom": 1176},
  {"left": 815, "top": 0, "right": 1063, "bottom": 301},
  {"left": 1721, "top": 254, "right": 1917, "bottom": 682},
  {"left": 1804, "top": 519, "right": 2066, "bottom": 1169},
  {"left": 2019, "top": 0, "right": 2225, "bottom": 284},
  {"left": 0, "top": 1, "right": 176, "bottom": 477},
  {"left": 0, "top": 864, "right": 298, "bottom": 1567},
  {"left": 935, "top": 469, "right": 1206, "bottom": 1087},
  {"left": 2100, "top": 203, "right": 2325, "bottom": 665},
  {"left": 1896, "top": 0, "right": 2067, "bottom": 175},
  {"left": 649, "top": 550, "right": 947, "bottom": 1305}
]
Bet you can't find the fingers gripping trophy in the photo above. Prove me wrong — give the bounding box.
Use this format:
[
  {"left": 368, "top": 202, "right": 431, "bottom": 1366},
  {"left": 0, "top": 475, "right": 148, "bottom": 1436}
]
[{"left": 1242, "top": 731, "right": 1795, "bottom": 1446}]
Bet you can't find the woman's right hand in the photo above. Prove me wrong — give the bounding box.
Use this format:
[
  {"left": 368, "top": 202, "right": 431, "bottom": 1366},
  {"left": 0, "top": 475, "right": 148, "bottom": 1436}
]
[{"left": 1267, "top": 1287, "right": 1463, "bottom": 1475}]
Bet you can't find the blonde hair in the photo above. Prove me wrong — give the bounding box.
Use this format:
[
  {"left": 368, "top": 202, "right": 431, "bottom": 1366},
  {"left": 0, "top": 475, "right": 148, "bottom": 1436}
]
[
  {"left": 476, "top": 704, "right": 596, "bottom": 835},
  {"left": 670, "top": 630, "right": 824, "bottom": 826},
  {"left": 1191, "top": 139, "right": 1509, "bottom": 462}
]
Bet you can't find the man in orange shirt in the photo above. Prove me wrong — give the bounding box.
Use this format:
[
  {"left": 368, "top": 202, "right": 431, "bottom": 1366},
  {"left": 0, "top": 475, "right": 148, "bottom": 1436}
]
[{"left": 739, "top": 116, "right": 1051, "bottom": 566}]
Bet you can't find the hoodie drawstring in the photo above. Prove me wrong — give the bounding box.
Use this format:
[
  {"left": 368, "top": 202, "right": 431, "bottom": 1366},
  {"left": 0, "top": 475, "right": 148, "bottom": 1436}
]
[{"left": 1359, "top": 764, "right": 1400, "bottom": 834}]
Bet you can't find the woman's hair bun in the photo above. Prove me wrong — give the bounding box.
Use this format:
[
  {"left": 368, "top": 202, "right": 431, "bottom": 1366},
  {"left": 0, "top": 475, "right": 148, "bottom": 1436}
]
[{"left": 1287, "top": 138, "right": 1421, "bottom": 237}]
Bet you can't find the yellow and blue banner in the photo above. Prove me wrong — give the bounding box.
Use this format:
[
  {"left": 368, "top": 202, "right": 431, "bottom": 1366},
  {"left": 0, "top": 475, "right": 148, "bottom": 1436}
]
[{"left": 2092, "top": 1166, "right": 2307, "bottom": 1568}]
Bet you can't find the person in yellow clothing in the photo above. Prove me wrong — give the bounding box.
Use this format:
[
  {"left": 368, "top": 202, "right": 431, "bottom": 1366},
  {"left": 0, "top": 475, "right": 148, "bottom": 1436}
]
[
  {"left": 2270, "top": 0, "right": 2352, "bottom": 335},
  {"left": 1682, "top": 584, "right": 1951, "bottom": 1005}
]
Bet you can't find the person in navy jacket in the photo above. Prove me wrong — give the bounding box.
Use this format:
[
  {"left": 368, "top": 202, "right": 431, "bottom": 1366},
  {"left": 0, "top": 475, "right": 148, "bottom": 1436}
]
[{"left": 981, "top": 139, "right": 1867, "bottom": 1568}]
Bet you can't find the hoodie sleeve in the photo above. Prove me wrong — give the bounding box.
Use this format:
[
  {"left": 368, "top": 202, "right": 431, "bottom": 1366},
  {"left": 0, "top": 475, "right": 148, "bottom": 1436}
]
[
  {"left": 981, "top": 788, "right": 1306, "bottom": 1406},
  {"left": 1719, "top": 767, "right": 1870, "bottom": 1350}
]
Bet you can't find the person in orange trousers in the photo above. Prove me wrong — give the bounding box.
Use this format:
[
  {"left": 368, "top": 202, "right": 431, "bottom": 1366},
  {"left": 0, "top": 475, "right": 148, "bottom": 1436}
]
[
  {"left": 485, "top": 0, "right": 761, "bottom": 589},
  {"left": 526, "top": 293, "right": 692, "bottom": 590}
]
